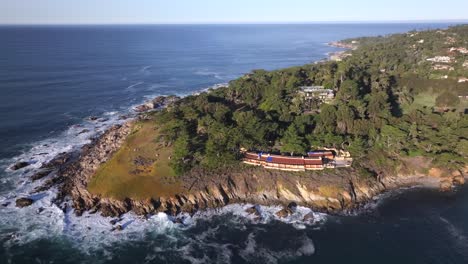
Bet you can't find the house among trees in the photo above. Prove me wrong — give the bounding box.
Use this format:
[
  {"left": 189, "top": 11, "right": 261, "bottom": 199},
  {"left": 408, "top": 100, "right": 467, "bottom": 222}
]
[
  {"left": 298, "top": 86, "right": 335, "bottom": 104},
  {"left": 242, "top": 149, "right": 352, "bottom": 172}
]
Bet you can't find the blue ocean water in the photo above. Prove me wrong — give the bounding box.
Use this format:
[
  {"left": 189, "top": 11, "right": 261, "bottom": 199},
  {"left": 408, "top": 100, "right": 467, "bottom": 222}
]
[{"left": 1, "top": 23, "right": 467, "bottom": 263}]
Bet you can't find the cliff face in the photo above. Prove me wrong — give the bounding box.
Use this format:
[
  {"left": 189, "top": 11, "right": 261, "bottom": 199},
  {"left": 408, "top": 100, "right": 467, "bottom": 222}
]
[{"left": 38, "top": 121, "right": 466, "bottom": 218}]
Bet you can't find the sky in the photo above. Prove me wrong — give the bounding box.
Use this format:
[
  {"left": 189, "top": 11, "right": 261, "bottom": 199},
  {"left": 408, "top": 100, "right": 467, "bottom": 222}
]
[{"left": 1, "top": 0, "right": 468, "bottom": 25}]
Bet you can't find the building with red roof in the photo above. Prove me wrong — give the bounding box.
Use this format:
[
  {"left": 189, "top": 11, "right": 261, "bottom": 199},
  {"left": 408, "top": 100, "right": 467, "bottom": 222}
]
[{"left": 242, "top": 149, "right": 352, "bottom": 171}]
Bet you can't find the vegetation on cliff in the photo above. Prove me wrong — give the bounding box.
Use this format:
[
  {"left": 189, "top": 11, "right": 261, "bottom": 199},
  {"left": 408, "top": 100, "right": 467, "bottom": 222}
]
[{"left": 154, "top": 25, "right": 468, "bottom": 174}]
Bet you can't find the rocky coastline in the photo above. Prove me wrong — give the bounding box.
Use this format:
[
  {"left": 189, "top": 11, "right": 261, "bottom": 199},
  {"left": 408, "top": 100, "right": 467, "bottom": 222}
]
[
  {"left": 18, "top": 99, "right": 466, "bottom": 219},
  {"left": 327, "top": 41, "right": 357, "bottom": 61}
]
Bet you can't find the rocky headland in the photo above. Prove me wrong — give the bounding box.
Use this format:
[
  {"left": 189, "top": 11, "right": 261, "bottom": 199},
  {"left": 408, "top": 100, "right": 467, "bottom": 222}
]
[{"left": 20, "top": 99, "right": 466, "bottom": 218}]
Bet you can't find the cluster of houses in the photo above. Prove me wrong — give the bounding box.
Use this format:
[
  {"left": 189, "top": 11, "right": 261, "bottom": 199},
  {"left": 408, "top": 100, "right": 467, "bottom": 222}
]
[
  {"left": 242, "top": 149, "right": 352, "bottom": 172},
  {"left": 426, "top": 56, "right": 456, "bottom": 71}
]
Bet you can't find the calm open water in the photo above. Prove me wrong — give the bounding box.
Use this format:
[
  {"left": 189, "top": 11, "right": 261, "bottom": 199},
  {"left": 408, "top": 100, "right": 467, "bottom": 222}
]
[{"left": 1, "top": 23, "right": 467, "bottom": 264}]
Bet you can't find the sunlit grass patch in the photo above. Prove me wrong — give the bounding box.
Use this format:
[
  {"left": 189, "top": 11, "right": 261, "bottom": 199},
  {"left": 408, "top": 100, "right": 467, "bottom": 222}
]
[{"left": 88, "top": 120, "right": 181, "bottom": 200}]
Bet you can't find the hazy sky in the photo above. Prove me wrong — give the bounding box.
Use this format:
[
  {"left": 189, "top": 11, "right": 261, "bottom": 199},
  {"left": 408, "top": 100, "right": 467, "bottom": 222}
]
[{"left": 1, "top": 0, "right": 468, "bottom": 24}]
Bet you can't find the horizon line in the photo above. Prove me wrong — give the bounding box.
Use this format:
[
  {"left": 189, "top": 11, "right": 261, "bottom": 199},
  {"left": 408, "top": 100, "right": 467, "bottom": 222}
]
[{"left": 1, "top": 19, "right": 468, "bottom": 26}]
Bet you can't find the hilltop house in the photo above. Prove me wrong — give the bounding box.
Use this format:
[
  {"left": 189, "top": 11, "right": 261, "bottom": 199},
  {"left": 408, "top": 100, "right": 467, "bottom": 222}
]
[
  {"left": 298, "top": 86, "right": 335, "bottom": 103},
  {"left": 242, "top": 149, "right": 352, "bottom": 172}
]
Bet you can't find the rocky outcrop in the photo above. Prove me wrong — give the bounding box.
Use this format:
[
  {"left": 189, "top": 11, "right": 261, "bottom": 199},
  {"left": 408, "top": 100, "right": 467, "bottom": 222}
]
[
  {"left": 10, "top": 161, "right": 29, "bottom": 171},
  {"left": 134, "top": 95, "right": 180, "bottom": 112},
  {"left": 16, "top": 198, "right": 34, "bottom": 208},
  {"left": 56, "top": 122, "right": 133, "bottom": 216}
]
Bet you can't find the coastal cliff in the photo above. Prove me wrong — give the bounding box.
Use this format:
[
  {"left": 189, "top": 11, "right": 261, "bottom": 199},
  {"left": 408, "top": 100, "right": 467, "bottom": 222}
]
[{"left": 36, "top": 120, "right": 465, "bottom": 218}]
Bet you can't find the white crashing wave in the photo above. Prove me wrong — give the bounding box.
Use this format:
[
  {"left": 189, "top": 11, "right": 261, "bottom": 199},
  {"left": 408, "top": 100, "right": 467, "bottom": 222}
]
[{"left": 194, "top": 70, "right": 225, "bottom": 80}]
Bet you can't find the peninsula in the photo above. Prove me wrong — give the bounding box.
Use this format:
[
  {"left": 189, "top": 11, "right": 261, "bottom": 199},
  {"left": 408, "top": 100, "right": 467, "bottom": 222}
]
[{"left": 29, "top": 25, "right": 468, "bottom": 218}]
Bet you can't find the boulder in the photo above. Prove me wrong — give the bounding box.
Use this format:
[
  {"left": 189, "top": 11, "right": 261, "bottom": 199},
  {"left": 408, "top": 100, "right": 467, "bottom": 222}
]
[
  {"left": 78, "top": 129, "right": 90, "bottom": 135},
  {"left": 112, "top": 225, "right": 123, "bottom": 232},
  {"left": 30, "top": 169, "right": 52, "bottom": 181},
  {"left": 10, "top": 161, "right": 29, "bottom": 171},
  {"left": 440, "top": 180, "right": 452, "bottom": 192},
  {"left": 110, "top": 218, "right": 122, "bottom": 225},
  {"left": 245, "top": 206, "right": 261, "bottom": 217},
  {"left": 452, "top": 171, "right": 465, "bottom": 185},
  {"left": 276, "top": 207, "right": 293, "bottom": 218},
  {"left": 15, "top": 198, "right": 34, "bottom": 208},
  {"left": 287, "top": 202, "right": 298, "bottom": 210},
  {"left": 303, "top": 212, "right": 315, "bottom": 222},
  {"left": 134, "top": 102, "right": 155, "bottom": 112}
]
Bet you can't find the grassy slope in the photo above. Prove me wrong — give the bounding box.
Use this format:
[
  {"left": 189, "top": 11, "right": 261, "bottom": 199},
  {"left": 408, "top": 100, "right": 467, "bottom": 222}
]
[{"left": 88, "top": 120, "right": 181, "bottom": 200}]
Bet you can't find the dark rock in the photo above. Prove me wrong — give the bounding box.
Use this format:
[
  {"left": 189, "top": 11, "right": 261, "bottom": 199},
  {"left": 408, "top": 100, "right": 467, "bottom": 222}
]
[
  {"left": 89, "top": 116, "right": 99, "bottom": 121},
  {"left": 31, "top": 169, "right": 52, "bottom": 181},
  {"left": 245, "top": 206, "right": 261, "bottom": 217},
  {"left": 42, "top": 152, "right": 71, "bottom": 169},
  {"left": 2, "top": 202, "right": 10, "bottom": 207},
  {"left": 16, "top": 198, "right": 34, "bottom": 208},
  {"left": 287, "top": 202, "right": 298, "bottom": 210},
  {"left": 78, "top": 129, "right": 90, "bottom": 135},
  {"left": 110, "top": 218, "right": 122, "bottom": 225},
  {"left": 276, "top": 207, "right": 293, "bottom": 218},
  {"left": 36, "top": 207, "right": 45, "bottom": 214},
  {"left": 173, "top": 218, "right": 184, "bottom": 224},
  {"left": 10, "top": 161, "right": 29, "bottom": 171},
  {"left": 112, "top": 225, "right": 123, "bottom": 231},
  {"left": 303, "top": 212, "right": 315, "bottom": 222}
]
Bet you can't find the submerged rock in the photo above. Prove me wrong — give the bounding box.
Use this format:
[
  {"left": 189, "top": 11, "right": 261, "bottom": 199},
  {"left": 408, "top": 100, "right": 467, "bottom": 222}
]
[
  {"left": 15, "top": 198, "right": 34, "bottom": 208},
  {"left": 10, "top": 161, "right": 29, "bottom": 171}
]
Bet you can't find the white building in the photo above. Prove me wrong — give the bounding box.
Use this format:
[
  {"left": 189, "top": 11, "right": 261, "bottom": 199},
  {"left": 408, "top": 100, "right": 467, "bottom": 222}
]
[
  {"left": 426, "top": 56, "right": 453, "bottom": 63},
  {"left": 299, "top": 86, "right": 335, "bottom": 103}
]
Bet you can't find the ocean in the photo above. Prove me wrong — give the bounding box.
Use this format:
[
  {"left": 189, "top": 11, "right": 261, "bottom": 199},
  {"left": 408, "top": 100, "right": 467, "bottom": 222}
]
[{"left": 1, "top": 23, "right": 467, "bottom": 263}]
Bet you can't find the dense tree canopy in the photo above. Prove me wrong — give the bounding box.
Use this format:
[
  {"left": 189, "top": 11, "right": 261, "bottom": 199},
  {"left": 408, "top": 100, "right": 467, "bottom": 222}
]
[{"left": 153, "top": 25, "right": 468, "bottom": 176}]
